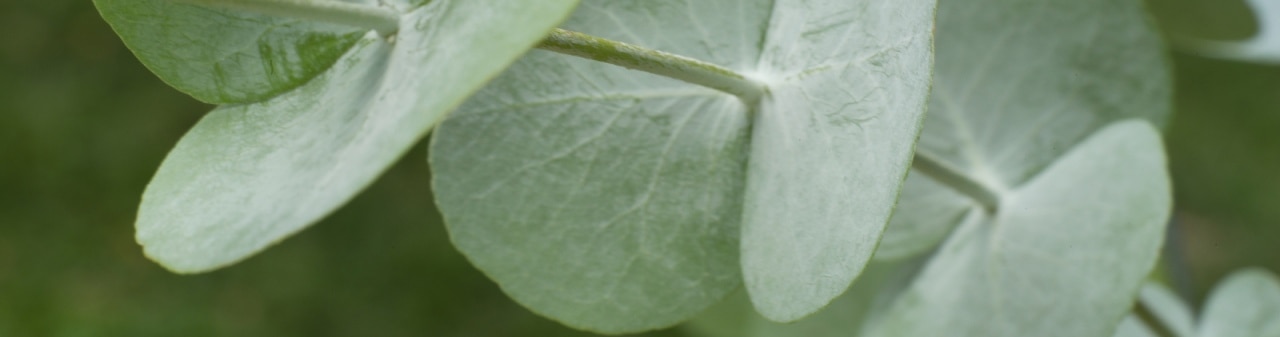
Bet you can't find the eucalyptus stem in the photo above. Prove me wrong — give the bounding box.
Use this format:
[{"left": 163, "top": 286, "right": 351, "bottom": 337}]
[
  {"left": 537, "top": 29, "right": 766, "bottom": 102},
  {"left": 534, "top": 30, "right": 1010, "bottom": 210},
  {"left": 169, "top": 0, "right": 400, "bottom": 35},
  {"left": 1134, "top": 299, "right": 1178, "bottom": 337},
  {"left": 168, "top": 0, "right": 1003, "bottom": 210},
  {"left": 912, "top": 151, "right": 1002, "bottom": 212}
]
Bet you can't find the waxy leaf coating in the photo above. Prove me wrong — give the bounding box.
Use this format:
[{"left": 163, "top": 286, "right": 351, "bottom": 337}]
[
  {"left": 1199, "top": 269, "right": 1280, "bottom": 337},
  {"left": 96, "top": 0, "right": 366, "bottom": 104},
  {"left": 1114, "top": 269, "right": 1280, "bottom": 337},
  {"left": 431, "top": 0, "right": 935, "bottom": 331},
  {"left": 864, "top": 0, "right": 1173, "bottom": 335},
  {"left": 103, "top": 0, "right": 581, "bottom": 272},
  {"left": 867, "top": 120, "right": 1172, "bottom": 337},
  {"left": 875, "top": 0, "right": 1172, "bottom": 263}
]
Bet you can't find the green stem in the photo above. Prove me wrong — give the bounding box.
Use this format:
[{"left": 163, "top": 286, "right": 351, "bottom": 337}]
[
  {"left": 538, "top": 29, "right": 766, "bottom": 102},
  {"left": 538, "top": 30, "right": 1011, "bottom": 210},
  {"left": 167, "top": 0, "right": 765, "bottom": 101},
  {"left": 169, "top": 0, "right": 400, "bottom": 35},
  {"left": 1134, "top": 299, "right": 1178, "bottom": 337},
  {"left": 912, "top": 151, "right": 1002, "bottom": 212},
  {"left": 167, "top": 0, "right": 1004, "bottom": 210}
]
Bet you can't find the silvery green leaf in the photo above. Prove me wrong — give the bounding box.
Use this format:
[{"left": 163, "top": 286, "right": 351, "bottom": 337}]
[
  {"left": 126, "top": 0, "right": 580, "bottom": 272},
  {"left": 875, "top": 0, "right": 1171, "bottom": 262},
  {"left": 740, "top": 0, "right": 934, "bottom": 322},
  {"left": 95, "top": 0, "right": 370, "bottom": 103},
  {"left": 866, "top": 120, "right": 1172, "bottom": 337},
  {"left": 1199, "top": 268, "right": 1280, "bottom": 337},
  {"left": 865, "top": 0, "right": 1172, "bottom": 334},
  {"left": 1112, "top": 270, "right": 1280, "bottom": 337},
  {"left": 431, "top": 0, "right": 935, "bottom": 331}
]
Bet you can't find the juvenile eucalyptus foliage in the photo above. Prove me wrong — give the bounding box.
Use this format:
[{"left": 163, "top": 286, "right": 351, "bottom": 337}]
[
  {"left": 861, "top": 0, "right": 1173, "bottom": 336},
  {"left": 431, "top": 0, "right": 934, "bottom": 331},
  {"left": 1115, "top": 269, "right": 1280, "bottom": 337},
  {"left": 95, "top": 0, "right": 581, "bottom": 272},
  {"left": 94, "top": 0, "right": 1189, "bottom": 336}
]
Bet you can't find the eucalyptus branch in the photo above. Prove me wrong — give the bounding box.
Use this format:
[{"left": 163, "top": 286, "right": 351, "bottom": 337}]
[
  {"left": 169, "top": 0, "right": 400, "bottom": 34},
  {"left": 537, "top": 29, "right": 767, "bottom": 102},
  {"left": 911, "top": 151, "right": 1002, "bottom": 212},
  {"left": 166, "top": 0, "right": 765, "bottom": 101},
  {"left": 1134, "top": 299, "right": 1178, "bottom": 337},
  {"left": 165, "top": 0, "right": 1003, "bottom": 210}
]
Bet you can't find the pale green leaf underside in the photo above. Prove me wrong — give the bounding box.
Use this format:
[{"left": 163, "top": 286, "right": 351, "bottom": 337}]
[
  {"left": 741, "top": 0, "right": 933, "bottom": 322},
  {"left": 430, "top": 0, "right": 934, "bottom": 331},
  {"left": 866, "top": 120, "right": 1172, "bottom": 337},
  {"left": 1115, "top": 269, "right": 1280, "bottom": 337},
  {"left": 135, "top": 0, "right": 580, "bottom": 273},
  {"left": 867, "top": 1, "right": 1173, "bottom": 333},
  {"left": 1113, "top": 315, "right": 1161, "bottom": 337},
  {"left": 1199, "top": 268, "right": 1280, "bottom": 337},
  {"left": 875, "top": 0, "right": 1172, "bottom": 264},
  {"left": 95, "top": 0, "right": 370, "bottom": 104},
  {"left": 918, "top": 0, "right": 1170, "bottom": 188}
]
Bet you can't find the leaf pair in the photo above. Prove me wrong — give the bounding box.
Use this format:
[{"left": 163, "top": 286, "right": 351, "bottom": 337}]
[
  {"left": 1116, "top": 269, "right": 1280, "bottom": 337},
  {"left": 104, "top": 0, "right": 938, "bottom": 332},
  {"left": 861, "top": 0, "right": 1173, "bottom": 335},
  {"left": 685, "top": 119, "right": 1172, "bottom": 337},
  {"left": 688, "top": 0, "right": 1175, "bottom": 335},
  {"left": 99, "top": 0, "right": 1175, "bottom": 335},
  {"left": 95, "top": 0, "right": 582, "bottom": 271},
  {"left": 431, "top": 0, "right": 934, "bottom": 332}
]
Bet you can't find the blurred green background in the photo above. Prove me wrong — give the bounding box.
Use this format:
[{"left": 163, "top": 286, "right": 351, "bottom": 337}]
[{"left": 0, "top": 0, "right": 1277, "bottom": 335}]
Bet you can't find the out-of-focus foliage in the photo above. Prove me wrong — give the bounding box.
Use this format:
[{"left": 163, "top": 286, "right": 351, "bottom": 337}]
[
  {"left": 1114, "top": 269, "right": 1280, "bottom": 337},
  {"left": 1147, "top": 0, "right": 1280, "bottom": 301}
]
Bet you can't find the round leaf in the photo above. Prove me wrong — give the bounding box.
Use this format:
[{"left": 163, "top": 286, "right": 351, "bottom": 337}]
[
  {"left": 95, "top": 0, "right": 369, "bottom": 104},
  {"left": 431, "top": 0, "right": 936, "bottom": 331},
  {"left": 866, "top": 120, "right": 1172, "bottom": 337},
  {"left": 1199, "top": 268, "right": 1280, "bottom": 337},
  {"left": 134, "top": 0, "right": 581, "bottom": 273}
]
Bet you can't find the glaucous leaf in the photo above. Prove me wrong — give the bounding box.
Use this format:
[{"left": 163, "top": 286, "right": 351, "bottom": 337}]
[
  {"left": 95, "top": 0, "right": 369, "bottom": 103},
  {"left": 874, "top": 0, "right": 1171, "bottom": 262},
  {"left": 865, "top": 0, "right": 1173, "bottom": 334},
  {"left": 129, "top": 0, "right": 580, "bottom": 272},
  {"left": 1199, "top": 268, "right": 1280, "bottom": 337},
  {"left": 1113, "top": 269, "right": 1280, "bottom": 337},
  {"left": 741, "top": 0, "right": 933, "bottom": 321},
  {"left": 865, "top": 120, "right": 1172, "bottom": 337},
  {"left": 430, "top": 0, "right": 935, "bottom": 331}
]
